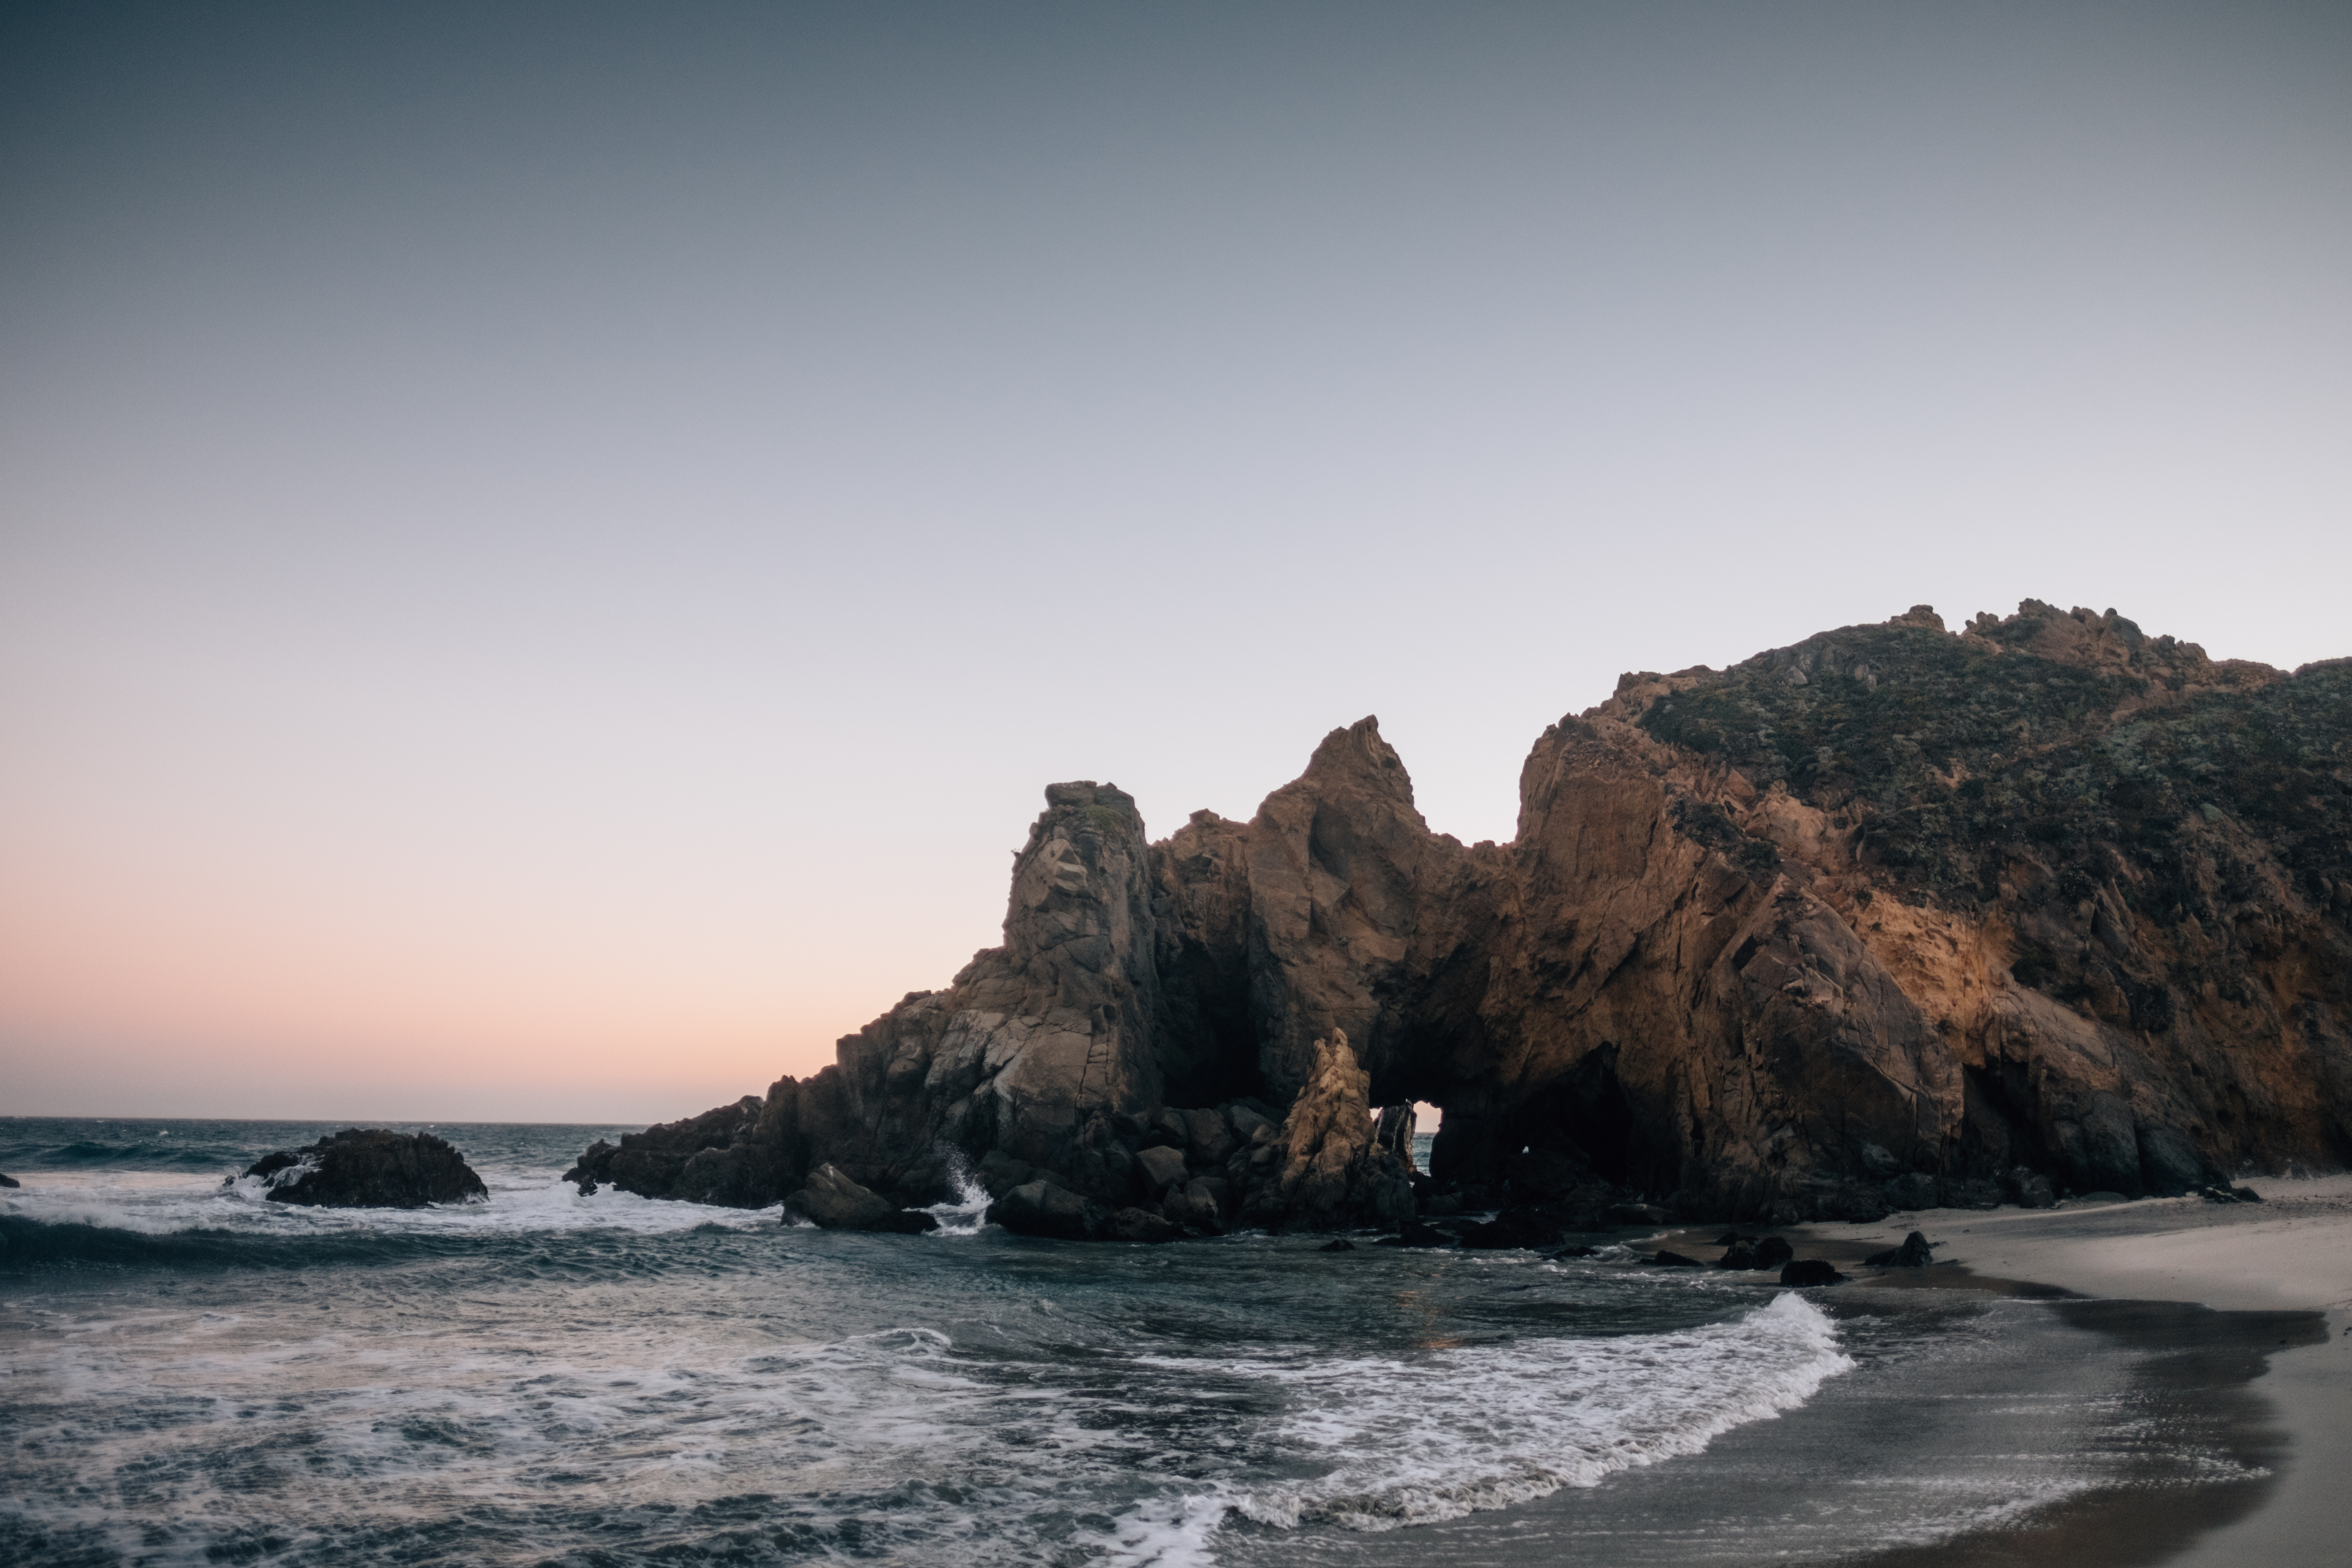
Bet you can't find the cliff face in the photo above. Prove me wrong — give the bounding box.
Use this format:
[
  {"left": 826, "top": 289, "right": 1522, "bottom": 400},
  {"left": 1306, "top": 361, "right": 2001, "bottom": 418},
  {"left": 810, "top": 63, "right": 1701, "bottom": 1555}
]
[{"left": 569, "top": 602, "right": 2352, "bottom": 1226}]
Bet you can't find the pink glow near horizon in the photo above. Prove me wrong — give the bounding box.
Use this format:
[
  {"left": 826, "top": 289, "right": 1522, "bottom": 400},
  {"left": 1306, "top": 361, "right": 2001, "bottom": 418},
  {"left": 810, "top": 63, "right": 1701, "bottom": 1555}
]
[{"left": 4, "top": 4, "right": 2346, "bottom": 1123}]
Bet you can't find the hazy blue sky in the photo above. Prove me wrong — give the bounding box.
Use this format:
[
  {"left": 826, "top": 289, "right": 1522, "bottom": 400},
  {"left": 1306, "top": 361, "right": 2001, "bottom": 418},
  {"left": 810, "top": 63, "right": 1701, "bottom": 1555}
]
[{"left": 4, "top": 2, "right": 2347, "bottom": 1120}]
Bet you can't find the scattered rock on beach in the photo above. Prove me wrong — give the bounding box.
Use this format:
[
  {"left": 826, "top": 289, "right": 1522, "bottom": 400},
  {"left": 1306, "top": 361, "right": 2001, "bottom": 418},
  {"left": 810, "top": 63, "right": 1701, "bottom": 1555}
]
[
  {"left": 1721, "top": 1236, "right": 1800, "bottom": 1269},
  {"left": 786, "top": 1164, "right": 940, "bottom": 1232},
  {"left": 2197, "top": 1184, "right": 2265, "bottom": 1204},
  {"left": 239, "top": 1129, "right": 487, "bottom": 1209},
  {"left": 1864, "top": 1231, "right": 1937, "bottom": 1267},
  {"left": 1779, "top": 1259, "right": 1844, "bottom": 1286}
]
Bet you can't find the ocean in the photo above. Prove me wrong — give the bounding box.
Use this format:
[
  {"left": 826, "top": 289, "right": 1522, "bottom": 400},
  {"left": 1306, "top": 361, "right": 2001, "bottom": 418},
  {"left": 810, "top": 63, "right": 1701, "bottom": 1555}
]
[{"left": 0, "top": 1118, "right": 2282, "bottom": 1567}]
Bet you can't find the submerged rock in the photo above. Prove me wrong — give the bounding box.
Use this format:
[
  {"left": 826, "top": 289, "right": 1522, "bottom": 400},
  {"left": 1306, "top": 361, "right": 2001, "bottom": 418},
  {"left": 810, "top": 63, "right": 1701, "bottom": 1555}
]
[
  {"left": 1653, "top": 1250, "right": 1705, "bottom": 1267},
  {"left": 1779, "top": 1259, "right": 1845, "bottom": 1287},
  {"left": 239, "top": 1130, "right": 486, "bottom": 1209}
]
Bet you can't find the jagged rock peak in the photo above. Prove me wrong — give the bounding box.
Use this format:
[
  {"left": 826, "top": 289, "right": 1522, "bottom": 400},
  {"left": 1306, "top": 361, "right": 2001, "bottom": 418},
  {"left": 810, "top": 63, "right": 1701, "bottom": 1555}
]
[
  {"left": 575, "top": 600, "right": 2350, "bottom": 1233},
  {"left": 1294, "top": 716, "right": 1418, "bottom": 811}
]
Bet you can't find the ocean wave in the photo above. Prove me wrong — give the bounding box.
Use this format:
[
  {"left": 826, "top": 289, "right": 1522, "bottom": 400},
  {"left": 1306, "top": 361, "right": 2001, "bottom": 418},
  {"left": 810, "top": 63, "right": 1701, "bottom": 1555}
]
[
  {"left": 0, "top": 1175, "right": 790, "bottom": 1264},
  {"left": 1098, "top": 1291, "right": 1853, "bottom": 1560}
]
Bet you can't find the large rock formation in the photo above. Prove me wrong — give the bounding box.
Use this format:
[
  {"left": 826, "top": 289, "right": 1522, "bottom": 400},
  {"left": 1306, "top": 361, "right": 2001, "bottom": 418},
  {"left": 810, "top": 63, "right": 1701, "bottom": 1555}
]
[
  {"left": 576, "top": 602, "right": 2351, "bottom": 1228},
  {"left": 240, "top": 1129, "right": 487, "bottom": 1208}
]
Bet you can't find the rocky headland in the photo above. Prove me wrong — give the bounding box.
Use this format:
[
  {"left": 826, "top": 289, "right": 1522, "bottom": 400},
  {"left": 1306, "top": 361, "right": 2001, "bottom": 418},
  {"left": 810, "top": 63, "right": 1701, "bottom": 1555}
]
[{"left": 566, "top": 602, "right": 2351, "bottom": 1240}]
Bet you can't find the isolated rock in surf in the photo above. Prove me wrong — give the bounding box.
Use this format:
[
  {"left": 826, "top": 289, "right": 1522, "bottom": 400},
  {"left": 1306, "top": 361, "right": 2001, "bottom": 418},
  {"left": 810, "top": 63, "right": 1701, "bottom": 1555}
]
[
  {"left": 575, "top": 601, "right": 2352, "bottom": 1231},
  {"left": 241, "top": 1129, "right": 487, "bottom": 1208}
]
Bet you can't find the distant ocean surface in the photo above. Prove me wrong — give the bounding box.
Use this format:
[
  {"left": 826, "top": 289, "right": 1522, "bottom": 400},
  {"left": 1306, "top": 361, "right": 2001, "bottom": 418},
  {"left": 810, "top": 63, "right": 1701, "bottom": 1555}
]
[{"left": 0, "top": 1117, "right": 2270, "bottom": 1567}]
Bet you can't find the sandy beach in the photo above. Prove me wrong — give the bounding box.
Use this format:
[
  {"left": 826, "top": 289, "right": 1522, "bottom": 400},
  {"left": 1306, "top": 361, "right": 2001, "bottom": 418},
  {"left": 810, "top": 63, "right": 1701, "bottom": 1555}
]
[
  {"left": 1825, "top": 1173, "right": 2352, "bottom": 1568},
  {"left": 1238, "top": 1176, "right": 2352, "bottom": 1568}
]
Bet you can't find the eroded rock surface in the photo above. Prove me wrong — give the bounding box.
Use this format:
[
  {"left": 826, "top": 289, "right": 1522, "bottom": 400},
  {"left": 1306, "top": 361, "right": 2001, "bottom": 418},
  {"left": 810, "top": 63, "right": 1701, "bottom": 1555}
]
[
  {"left": 577, "top": 602, "right": 2350, "bottom": 1232},
  {"left": 241, "top": 1129, "right": 486, "bottom": 1208}
]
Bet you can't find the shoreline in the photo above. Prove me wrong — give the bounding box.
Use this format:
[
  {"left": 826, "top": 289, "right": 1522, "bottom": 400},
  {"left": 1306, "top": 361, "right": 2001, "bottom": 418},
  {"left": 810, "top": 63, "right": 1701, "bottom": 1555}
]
[{"left": 1815, "top": 1172, "right": 2352, "bottom": 1568}]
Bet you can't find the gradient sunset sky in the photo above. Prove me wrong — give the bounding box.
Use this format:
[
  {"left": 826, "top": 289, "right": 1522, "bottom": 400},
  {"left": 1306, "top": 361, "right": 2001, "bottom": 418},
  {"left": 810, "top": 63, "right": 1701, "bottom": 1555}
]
[{"left": 4, "top": 2, "right": 2347, "bottom": 1122}]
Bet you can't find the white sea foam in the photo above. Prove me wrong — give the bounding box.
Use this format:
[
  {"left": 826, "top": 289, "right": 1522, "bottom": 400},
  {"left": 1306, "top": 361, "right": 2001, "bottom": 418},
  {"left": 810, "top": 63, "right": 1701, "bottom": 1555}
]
[
  {"left": 0, "top": 1167, "right": 782, "bottom": 1238},
  {"left": 1100, "top": 1292, "right": 1853, "bottom": 1563}
]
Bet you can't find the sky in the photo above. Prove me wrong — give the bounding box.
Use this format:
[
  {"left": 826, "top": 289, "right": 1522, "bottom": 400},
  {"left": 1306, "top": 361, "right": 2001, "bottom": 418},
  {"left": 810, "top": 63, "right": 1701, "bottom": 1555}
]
[{"left": 4, "top": 1, "right": 2348, "bottom": 1123}]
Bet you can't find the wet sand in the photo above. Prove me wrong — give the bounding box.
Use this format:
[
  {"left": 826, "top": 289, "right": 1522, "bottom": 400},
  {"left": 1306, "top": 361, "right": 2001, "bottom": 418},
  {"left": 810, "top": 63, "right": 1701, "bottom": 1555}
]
[
  {"left": 1832, "top": 1172, "right": 2352, "bottom": 1568},
  {"left": 1230, "top": 1175, "right": 2352, "bottom": 1568}
]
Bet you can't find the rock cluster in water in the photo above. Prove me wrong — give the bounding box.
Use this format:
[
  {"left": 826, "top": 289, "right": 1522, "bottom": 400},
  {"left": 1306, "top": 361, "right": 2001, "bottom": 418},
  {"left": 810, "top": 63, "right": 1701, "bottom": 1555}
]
[
  {"left": 240, "top": 1129, "right": 487, "bottom": 1208},
  {"left": 567, "top": 602, "right": 2351, "bottom": 1235}
]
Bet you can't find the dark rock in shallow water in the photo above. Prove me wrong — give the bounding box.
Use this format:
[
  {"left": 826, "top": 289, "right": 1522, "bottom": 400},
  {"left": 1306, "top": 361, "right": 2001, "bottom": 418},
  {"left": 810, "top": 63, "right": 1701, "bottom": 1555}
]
[
  {"left": 989, "top": 1180, "right": 1109, "bottom": 1240},
  {"left": 1109, "top": 1206, "right": 1179, "bottom": 1243},
  {"left": 1755, "top": 1236, "right": 1794, "bottom": 1268},
  {"left": 1546, "top": 1244, "right": 1600, "bottom": 1260},
  {"left": 1717, "top": 1239, "right": 1760, "bottom": 1269},
  {"left": 1779, "top": 1259, "right": 1845, "bottom": 1286},
  {"left": 240, "top": 1129, "right": 486, "bottom": 1208},
  {"left": 784, "top": 1164, "right": 937, "bottom": 1232},
  {"left": 1373, "top": 1221, "right": 1455, "bottom": 1249},
  {"left": 1653, "top": 1250, "right": 1705, "bottom": 1267},
  {"left": 0, "top": 1172, "right": 17, "bottom": 1188},
  {"left": 1318, "top": 1237, "right": 1357, "bottom": 1252},
  {"left": 1864, "top": 1230, "right": 1937, "bottom": 1267}
]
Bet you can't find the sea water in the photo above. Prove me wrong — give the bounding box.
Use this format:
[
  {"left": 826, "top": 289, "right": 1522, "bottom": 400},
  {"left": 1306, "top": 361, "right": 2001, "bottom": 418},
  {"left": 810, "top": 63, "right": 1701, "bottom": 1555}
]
[{"left": 0, "top": 1118, "right": 2272, "bottom": 1567}]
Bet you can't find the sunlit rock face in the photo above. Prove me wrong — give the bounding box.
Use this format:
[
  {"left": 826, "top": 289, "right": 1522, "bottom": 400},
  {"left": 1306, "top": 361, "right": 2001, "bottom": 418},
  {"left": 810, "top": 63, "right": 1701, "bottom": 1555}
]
[{"left": 576, "top": 602, "right": 2352, "bottom": 1226}]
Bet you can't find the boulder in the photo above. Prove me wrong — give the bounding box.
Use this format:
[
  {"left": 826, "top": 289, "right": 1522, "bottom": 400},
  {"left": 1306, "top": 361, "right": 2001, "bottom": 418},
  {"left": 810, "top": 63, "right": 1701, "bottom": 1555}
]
[
  {"left": 1779, "top": 1259, "right": 1844, "bottom": 1286},
  {"left": 1754, "top": 1236, "right": 1795, "bottom": 1269},
  {"left": 1546, "top": 1244, "right": 1600, "bottom": 1259},
  {"left": 1108, "top": 1206, "right": 1179, "bottom": 1243},
  {"left": 1717, "top": 1239, "right": 1760, "bottom": 1269},
  {"left": 1163, "top": 1177, "right": 1225, "bottom": 1234},
  {"left": 1318, "top": 1237, "right": 1357, "bottom": 1252},
  {"left": 2006, "top": 1167, "right": 2058, "bottom": 1209},
  {"left": 240, "top": 1129, "right": 486, "bottom": 1209},
  {"left": 1134, "top": 1143, "right": 1189, "bottom": 1193},
  {"left": 785, "top": 1164, "right": 937, "bottom": 1232},
  {"left": 989, "top": 1180, "right": 1108, "bottom": 1240},
  {"left": 2197, "top": 1183, "right": 2266, "bottom": 1204},
  {"left": 1182, "top": 1108, "right": 1237, "bottom": 1166},
  {"left": 1374, "top": 1221, "right": 1455, "bottom": 1248},
  {"left": 0, "top": 1172, "right": 17, "bottom": 1188},
  {"left": 1863, "top": 1231, "right": 1937, "bottom": 1267},
  {"left": 1228, "top": 1104, "right": 1276, "bottom": 1143},
  {"left": 1653, "top": 1250, "right": 1705, "bottom": 1267},
  {"left": 977, "top": 1149, "right": 1037, "bottom": 1198}
]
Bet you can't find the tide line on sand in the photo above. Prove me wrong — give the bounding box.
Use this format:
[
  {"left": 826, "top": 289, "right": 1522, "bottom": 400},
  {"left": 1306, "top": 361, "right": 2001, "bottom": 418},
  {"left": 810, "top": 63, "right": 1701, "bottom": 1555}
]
[{"left": 1831, "top": 1173, "right": 2352, "bottom": 1568}]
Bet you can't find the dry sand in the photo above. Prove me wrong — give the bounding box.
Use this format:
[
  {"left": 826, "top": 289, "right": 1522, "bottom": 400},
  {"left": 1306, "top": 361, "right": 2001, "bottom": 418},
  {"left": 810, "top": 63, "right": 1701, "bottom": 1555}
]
[{"left": 1825, "top": 1172, "right": 2352, "bottom": 1568}]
